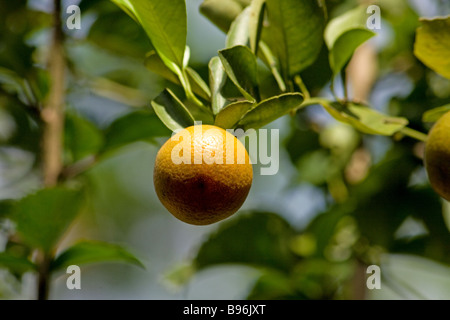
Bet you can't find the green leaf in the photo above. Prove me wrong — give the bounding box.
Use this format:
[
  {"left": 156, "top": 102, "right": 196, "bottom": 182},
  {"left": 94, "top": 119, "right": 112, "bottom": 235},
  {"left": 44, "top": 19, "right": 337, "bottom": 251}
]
[
  {"left": 109, "top": 0, "right": 198, "bottom": 105},
  {"left": 194, "top": 211, "right": 297, "bottom": 272},
  {"left": 226, "top": 6, "right": 251, "bottom": 48},
  {"left": 200, "top": 0, "right": 247, "bottom": 33},
  {"left": 110, "top": 0, "right": 187, "bottom": 72},
  {"left": 185, "top": 67, "right": 211, "bottom": 101},
  {"left": 0, "top": 252, "right": 37, "bottom": 275},
  {"left": 13, "top": 187, "right": 85, "bottom": 253},
  {"left": 249, "top": 0, "right": 266, "bottom": 55},
  {"left": 305, "top": 205, "right": 350, "bottom": 258},
  {"left": 324, "top": 6, "right": 376, "bottom": 75},
  {"left": 144, "top": 51, "right": 211, "bottom": 101},
  {"left": 218, "top": 45, "right": 258, "bottom": 101},
  {"left": 0, "top": 66, "right": 36, "bottom": 106},
  {"left": 101, "top": 110, "right": 171, "bottom": 154},
  {"left": 422, "top": 104, "right": 450, "bottom": 123},
  {"left": 238, "top": 93, "right": 304, "bottom": 130},
  {"left": 209, "top": 56, "right": 228, "bottom": 115},
  {"left": 264, "top": 0, "right": 325, "bottom": 77},
  {"left": 414, "top": 16, "right": 450, "bottom": 80},
  {"left": 258, "top": 41, "right": 286, "bottom": 92},
  {"left": 150, "top": 89, "right": 195, "bottom": 131},
  {"left": 50, "top": 240, "right": 144, "bottom": 272},
  {"left": 87, "top": 5, "right": 152, "bottom": 59},
  {"left": 65, "top": 112, "right": 103, "bottom": 162},
  {"left": 321, "top": 101, "right": 409, "bottom": 136},
  {"left": 144, "top": 50, "right": 180, "bottom": 84},
  {"left": 214, "top": 100, "right": 254, "bottom": 129}
]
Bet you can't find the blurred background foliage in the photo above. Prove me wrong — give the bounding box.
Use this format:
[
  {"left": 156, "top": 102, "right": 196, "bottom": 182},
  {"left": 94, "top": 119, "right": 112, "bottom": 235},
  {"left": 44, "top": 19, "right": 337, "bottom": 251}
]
[{"left": 0, "top": 0, "right": 450, "bottom": 299}]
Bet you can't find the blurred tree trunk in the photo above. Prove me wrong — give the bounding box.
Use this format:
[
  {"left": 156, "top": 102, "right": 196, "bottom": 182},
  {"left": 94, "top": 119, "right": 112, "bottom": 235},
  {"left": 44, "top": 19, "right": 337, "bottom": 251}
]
[{"left": 38, "top": 0, "right": 65, "bottom": 300}]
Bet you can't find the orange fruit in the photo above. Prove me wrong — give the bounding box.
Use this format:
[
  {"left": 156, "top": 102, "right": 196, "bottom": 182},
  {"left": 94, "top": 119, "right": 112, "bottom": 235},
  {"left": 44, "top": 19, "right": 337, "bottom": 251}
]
[
  {"left": 424, "top": 111, "right": 450, "bottom": 201},
  {"left": 153, "top": 125, "right": 253, "bottom": 225}
]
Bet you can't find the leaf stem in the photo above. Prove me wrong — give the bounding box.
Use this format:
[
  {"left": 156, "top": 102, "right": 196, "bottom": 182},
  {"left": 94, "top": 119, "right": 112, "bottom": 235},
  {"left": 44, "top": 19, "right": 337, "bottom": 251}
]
[
  {"left": 294, "top": 74, "right": 310, "bottom": 99},
  {"left": 295, "top": 97, "right": 332, "bottom": 111},
  {"left": 398, "top": 127, "right": 428, "bottom": 143}
]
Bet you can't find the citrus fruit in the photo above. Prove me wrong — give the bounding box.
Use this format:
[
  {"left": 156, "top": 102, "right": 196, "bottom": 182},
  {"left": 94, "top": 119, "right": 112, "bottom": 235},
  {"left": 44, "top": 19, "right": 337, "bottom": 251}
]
[
  {"left": 153, "top": 125, "right": 253, "bottom": 225},
  {"left": 424, "top": 111, "right": 450, "bottom": 201}
]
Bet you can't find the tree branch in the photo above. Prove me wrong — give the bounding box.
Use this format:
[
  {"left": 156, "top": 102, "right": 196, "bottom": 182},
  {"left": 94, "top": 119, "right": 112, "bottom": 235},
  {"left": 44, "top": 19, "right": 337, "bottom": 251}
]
[
  {"left": 41, "top": 0, "right": 65, "bottom": 188},
  {"left": 38, "top": 0, "right": 65, "bottom": 300}
]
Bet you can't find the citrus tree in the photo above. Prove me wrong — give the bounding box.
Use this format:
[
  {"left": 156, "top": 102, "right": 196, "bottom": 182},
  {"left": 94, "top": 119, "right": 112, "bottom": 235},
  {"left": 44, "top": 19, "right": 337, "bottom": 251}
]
[{"left": 0, "top": 0, "right": 449, "bottom": 300}]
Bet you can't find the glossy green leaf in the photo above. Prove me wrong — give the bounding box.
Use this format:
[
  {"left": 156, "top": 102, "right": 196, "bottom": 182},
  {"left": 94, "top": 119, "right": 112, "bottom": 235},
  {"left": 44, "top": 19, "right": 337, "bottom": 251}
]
[
  {"left": 144, "top": 50, "right": 180, "bottom": 84},
  {"left": 87, "top": 5, "right": 152, "bottom": 59},
  {"left": 144, "top": 51, "right": 211, "bottom": 101},
  {"left": 422, "top": 104, "right": 450, "bottom": 123},
  {"left": 321, "top": 101, "right": 409, "bottom": 136},
  {"left": 226, "top": 6, "right": 251, "bottom": 48},
  {"left": 264, "top": 0, "right": 325, "bottom": 77},
  {"left": 209, "top": 56, "right": 228, "bottom": 115},
  {"left": 249, "top": 0, "right": 266, "bottom": 55},
  {"left": 50, "top": 240, "right": 144, "bottom": 272},
  {"left": 110, "top": 0, "right": 187, "bottom": 72},
  {"left": 258, "top": 41, "right": 286, "bottom": 92},
  {"left": 0, "top": 253, "right": 37, "bottom": 275},
  {"left": 200, "top": 0, "right": 247, "bottom": 33},
  {"left": 150, "top": 89, "right": 195, "bottom": 131},
  {"left": 101, "top": 110, "right": 171, "bottom": 154},
  {"left": 238, "top": 93, "right": 304, "bottom": 130},
  {"left": 13, "top": 188, "right": 85, "bottom": 253},
  {"left": 324, "top": 6, "right": 376, "bottom": 75},
  {"left": 194, "top": 212, "right": 297, "bottom": 272},
  {"left": 219, "top": 45, "right": 258, "bottom": 101},
  {"left": 65, "top": 112, "right": 103, "bottom": 162},
  {"left": 414, "top": 16, "right": 450, "bottom": 80},
  {"left": 185, "top": 67, "right": 211, "bottom": 101},
  {"left": 214, "top": 100, "right": 254, "bottom": 129}
]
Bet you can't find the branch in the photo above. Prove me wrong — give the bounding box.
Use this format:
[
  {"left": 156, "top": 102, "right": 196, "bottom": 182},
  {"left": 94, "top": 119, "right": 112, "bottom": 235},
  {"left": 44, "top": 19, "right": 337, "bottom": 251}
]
[
  {"left": 41, "top": 0, "right": 65, "bottom": 188},
  {"left": 38, "top": 0, "right": 65, "bottom": 300}
]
